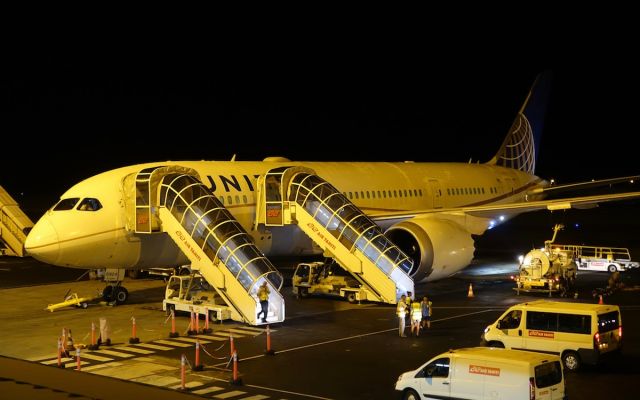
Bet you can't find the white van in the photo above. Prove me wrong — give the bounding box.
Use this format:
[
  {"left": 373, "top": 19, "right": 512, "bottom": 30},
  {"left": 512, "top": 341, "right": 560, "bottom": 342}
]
[
  {"left": 395, "top": 347, "right": 566, "bottom": 400},
  {"left": 481, "top": 300, "right": 622, "bottom": 371}
]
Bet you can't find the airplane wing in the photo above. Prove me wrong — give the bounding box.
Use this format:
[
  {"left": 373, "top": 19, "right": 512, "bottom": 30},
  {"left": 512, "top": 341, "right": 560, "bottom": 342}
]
[
  {"left": 527, "top": 175, "right": 639, "bottom": 196},
  {"left": 368, "top": 191, "right": 640, "bottom": 222}
]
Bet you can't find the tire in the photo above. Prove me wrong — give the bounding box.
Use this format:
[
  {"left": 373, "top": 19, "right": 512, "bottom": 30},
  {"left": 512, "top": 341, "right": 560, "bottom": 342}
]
[
  {"left": 299, "top": 287, "right": 309, "bottom": 298},
  {"left": 179, "top": 267, "right": 191, "bottom": 276},
  {"left": 102, "top": 286, "right": 114, "bottom": 302},
  {"left": 346, "top": 292, "right": 357, "bottom": 303},
  {"left": 608, "top": 265, "right": 617, "bottom": 273},
  {"left": 402, "top": 388, "right": 420, "bottom": 400},
  {"left": 209, "top": 310, "right": 217, "bottom": 322},
  {"left": 166, "top": 303, "right": 176, "bottom": 316},
  {"left": 562, "top": 351, "right": 581, "bottom": 371},
  {"left": 488, "top": 341, "right": 504, "bottom": 348},
  {"left": 114, "top": 287, "right": 129, "bottom": 304}
]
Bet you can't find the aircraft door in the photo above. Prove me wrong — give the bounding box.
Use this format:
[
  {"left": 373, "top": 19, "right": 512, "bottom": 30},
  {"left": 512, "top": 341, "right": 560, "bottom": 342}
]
[{"left": 428, "top": 180, "right": 443, "bottom": 209}]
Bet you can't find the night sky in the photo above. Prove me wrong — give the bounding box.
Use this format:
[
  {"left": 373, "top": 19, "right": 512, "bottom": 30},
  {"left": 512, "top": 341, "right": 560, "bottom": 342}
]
[{"left": 1, "top": 47, "right": 638, "bottom": 226}]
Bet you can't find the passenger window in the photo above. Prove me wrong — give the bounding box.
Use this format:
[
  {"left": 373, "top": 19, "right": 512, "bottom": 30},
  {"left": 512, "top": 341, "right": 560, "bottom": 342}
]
[
  {"left": 243, "top": 195, "right": 248, "bottom": 204},
  {"left": 598, "top": 311, "right": 620, "bottom": 332},
  {"left": 423, "top": 357, "right": 450, "bottom": 378},
  {"left": 527, "top": 311, "right": 558, "bottom": 332},
  {"left": 366, "top": 191, "right": 370, "bottom": 199},
  {"left": 235, "top": 195, "right": 240, "bottom": 204},
  {"left": 227, "top": 196, "right": 232, "bottom": 205},
  {"left": 77, "top": 198, "right": 102, "bottom": 211},
  {"left": 558, "top": 313, "right": 591, "bottom": 334},
  {"left": 53, "top": 198, "right": 80, "bottom": 211}
]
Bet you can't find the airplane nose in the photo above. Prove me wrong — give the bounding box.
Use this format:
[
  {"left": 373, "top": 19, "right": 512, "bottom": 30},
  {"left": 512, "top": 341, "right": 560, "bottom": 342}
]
[{"left": 24, "top": 217, "right": 60, "bottom": 264}]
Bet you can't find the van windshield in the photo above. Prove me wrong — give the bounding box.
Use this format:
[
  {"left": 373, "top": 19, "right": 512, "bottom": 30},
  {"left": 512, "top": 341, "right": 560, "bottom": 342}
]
[
  {"left": 598, "top": 311, "right": 620, "bottom": 333},
  {"left": 535, "top": 361, "right": 563, "bottom": 388}
]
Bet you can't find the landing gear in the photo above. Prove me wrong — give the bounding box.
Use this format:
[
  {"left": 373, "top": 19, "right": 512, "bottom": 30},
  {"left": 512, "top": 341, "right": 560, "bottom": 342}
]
[{"left": 102, "top": 284, "right": 129, "bottom": 304}]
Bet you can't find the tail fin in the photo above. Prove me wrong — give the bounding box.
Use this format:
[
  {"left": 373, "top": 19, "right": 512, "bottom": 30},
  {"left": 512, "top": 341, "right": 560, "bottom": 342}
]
[{"left": 488, "top": 71, "right": 552, "bottom": 174}]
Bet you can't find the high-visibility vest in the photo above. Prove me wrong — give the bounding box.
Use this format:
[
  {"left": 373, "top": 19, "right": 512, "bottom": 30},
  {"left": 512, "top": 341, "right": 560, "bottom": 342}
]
[
  {"left": 396, "top": 302, "right": 406, "bottom": 317},
  {"left": 411, "top": 302, "right": 422, "bottom": 319}
]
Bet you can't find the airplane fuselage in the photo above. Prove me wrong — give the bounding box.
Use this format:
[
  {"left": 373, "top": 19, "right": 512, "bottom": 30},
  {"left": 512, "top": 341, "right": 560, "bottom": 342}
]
[{"left": 24, "top": 160, "right": 546, "bottom": 282}]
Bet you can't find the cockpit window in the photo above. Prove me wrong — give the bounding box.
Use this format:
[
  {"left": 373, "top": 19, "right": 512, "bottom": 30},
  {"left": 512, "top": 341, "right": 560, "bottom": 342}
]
[
  {"left": 52, "top": 198, "right": 80, "bottom": 211},
  {"left": 77, "top": 198, "right": 103, "bottom": 211}
]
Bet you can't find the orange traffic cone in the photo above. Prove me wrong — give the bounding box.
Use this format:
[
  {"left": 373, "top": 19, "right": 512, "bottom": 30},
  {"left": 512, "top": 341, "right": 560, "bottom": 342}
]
[
  {"left": 467, "top": 283, "right": 474, "bottom": 298},
  {"left": 598, "top": 294, "right": 603, "bottom": 305}
]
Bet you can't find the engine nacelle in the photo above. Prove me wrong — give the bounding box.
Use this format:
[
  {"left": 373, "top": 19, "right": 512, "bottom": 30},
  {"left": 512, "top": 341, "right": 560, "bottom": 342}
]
[{"left": 386, "top": 217, "right": 475, "bottom": 282}]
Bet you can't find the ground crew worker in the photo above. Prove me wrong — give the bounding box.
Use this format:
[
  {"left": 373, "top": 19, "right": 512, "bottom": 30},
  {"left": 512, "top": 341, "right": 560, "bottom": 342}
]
[
  {"left": 410, "top": 300, "right": 422, "bottom": 337},
  {"left": 405, "top": 291, "right": 413, "bottom": 324},
  {"left": 421, "top": 296, "right": 432, "bottom": 329},
  {"left": 256, "top": 281, "right": 270, "bottom": 323},
  {"left": 397, "top": 295, "right": 407, "bottom": 337}
]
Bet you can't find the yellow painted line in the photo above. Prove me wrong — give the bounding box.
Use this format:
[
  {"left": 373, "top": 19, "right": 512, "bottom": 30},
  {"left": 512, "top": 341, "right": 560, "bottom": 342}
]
[
  {"left": 229, "top": 326, "right": 273, "bottom": 333},
  {"left": 40, "top": 357, "right": 74, "bottom": 365},
  {"left": 169, "top": 381, "right": 204, "bottom": 389},
  {"left": 211, "top": 331, "right": 245, "bottom": 339},
  {"left": 213, "top": 390, "right": 247, "bottom": 398},
  {"left": 154, "top": 339, "right": 192, "bottom": 347},
  {"left": 240, "top": 395, "right": 270, "bottom": 400},
  {"left": 113, "top": 346, "right": 154, "bottom": 354},
  {"left": 134, "top": 343, "right": 174, "bottom": 351},
  {"left": 195, "top": 335, "right": 227, "bottom": 341},
  {"left": 225, "top": 327, "right": 267, "bottom": 336},
  {"left": 82, "top": 361, "right": 123, "bottom": 371},
  {"left": 172, "top": 337, "right": 211, "bottom": 344},
  {"left": 78, "top": 353, "right": 113, "bottom": 362},
  {"left": 140, "top": 376, "right": 181, "bottom": 387},
  {"left": 64, "top": 361, "right": 89, "bottom": 368},
  {"left": 192, "top": 386, "right": 225, "bottom": 395},
  {"left": 93, "top": 349, "right": 136, "bottom": 358}
]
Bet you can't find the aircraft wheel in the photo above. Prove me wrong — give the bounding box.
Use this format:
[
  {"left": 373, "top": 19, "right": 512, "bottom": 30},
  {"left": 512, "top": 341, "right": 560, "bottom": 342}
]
[
  {"left": 114, "top": 287, "right": 129, "bottom": 304},
  {"left": 102, "top": 286, "right": 114, "bottom": 302}
]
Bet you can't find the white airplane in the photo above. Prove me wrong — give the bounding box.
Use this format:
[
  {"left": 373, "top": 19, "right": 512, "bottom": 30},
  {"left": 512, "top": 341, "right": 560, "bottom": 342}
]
[{"left": 24, "top": 73, "right": 639, "bottom": 311}]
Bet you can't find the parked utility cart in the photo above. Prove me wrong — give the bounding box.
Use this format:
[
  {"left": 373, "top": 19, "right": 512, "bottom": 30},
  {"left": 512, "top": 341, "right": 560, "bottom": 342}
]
[
  {"left": 292, "top": 260, "right": 374, "bottom": 303},
  {"left": 163, "top": 274, "right": 231, "bottom": 322}
]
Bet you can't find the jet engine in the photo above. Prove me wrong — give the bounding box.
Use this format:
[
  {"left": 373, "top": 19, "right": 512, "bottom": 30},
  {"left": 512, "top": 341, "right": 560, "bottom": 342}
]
[{"left": 386, "top": 217, "right": 475, "bottom": 282}]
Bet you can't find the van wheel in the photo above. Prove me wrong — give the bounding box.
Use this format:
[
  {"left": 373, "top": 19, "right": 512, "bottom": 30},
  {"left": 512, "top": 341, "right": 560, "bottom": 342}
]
[
  {"left": 488, "top": 341, "right": 504, "bottom": 348},
  {"left": 608, "top": 265, "right": 617, "bottom": 273},
  {"left": 562, "top": 351, "right": 581, "bottom": 371},
  {"left": 346, "top": 293, "right": 357, "bottom": 303},
  {"left": 403, "top": 389, "right": 420, "bottom": 400}
]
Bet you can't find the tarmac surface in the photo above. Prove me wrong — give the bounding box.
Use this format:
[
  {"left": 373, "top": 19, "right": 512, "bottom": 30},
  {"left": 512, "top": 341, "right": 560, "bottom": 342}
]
[{"left": 2, "top": 255, "right": 640, "bottom": 399}]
